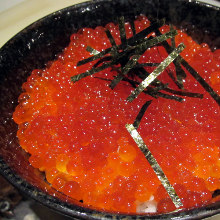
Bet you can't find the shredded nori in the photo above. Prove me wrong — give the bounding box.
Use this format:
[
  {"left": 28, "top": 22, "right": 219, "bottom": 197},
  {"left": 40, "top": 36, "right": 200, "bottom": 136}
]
[
  {"left": 127, "top": 18, "right": 165, "bottom": 46},
  {"left": 170, "top": 24, "right": 176, "bottom": 49},
  {"left": 94, "top": 76, "right": 185, "bottom": 102},
  {"left": 72, "top": 30, "right": 178, "bottom": 83},
  {"left": 133, "top": 100, "right": 152, "bottom": 129},
  {"left": 136, "top": 63, "right": 160, "bottom": 67},
  {"left": 70, "top": 16, "right": 219, "bottom": 209},
  {"left": 155, "top": 91, "right": 184, "bottom": 102},
  {"left": 105, "top": 29, "right": 117, "bottom": 48},
  {"left": 148, "top": 17, "right": 220, "bottom": 106},
  {"left": 93, "top": 56, "right": 112, "bottom": 68},
  {"left": 167, "top": 70, "right": 184, "bottom": 89},
  {"left": 71, "top": 61, "right": 115, "bottom": 82},
  {"left": 86, "top": 46, "right": 99, "bottom": 55},
  {"left": 181, "top": 59, "right": 220, "bottom": 106},
  {"left": 127, "top": 43, "right": 185, "bottom": 102},
  {"left": 130, "top": 19, "right": 136, "bottom": 36},
  {"left": 126, "top": 124, "right": 183, "bottom": 208},
  {"left": 110, "top": 54, "right": 142, "bottom": 89},
  {"left": 77, "top": 48, "right": 112, "bottom": 67},
  {"left": 164, "top": 87, "right": 203, "bottom": 99},
  {"left": 118, "top": 16, "right": 127, "bottom": 45},
  {"left": 76, "top": 18, "right": 165, "bottom": 67},
  {"left": 109, "top": 30, "right": 178, "bottom": 88},
  {"left": 174, "top": 58, "right": 187, "bottom": 89},
  {"left": 132, "top": 30, "right": 177, "bottom": 54}
]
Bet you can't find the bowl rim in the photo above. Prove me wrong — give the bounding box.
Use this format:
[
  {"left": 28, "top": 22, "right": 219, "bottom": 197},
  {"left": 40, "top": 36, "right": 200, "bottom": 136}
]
[
  {"left": 0, "top": 0, "right": 220, "bottom": 51},
  {"left": 0, "top": 0, "right": 220, "bottom": 219}
]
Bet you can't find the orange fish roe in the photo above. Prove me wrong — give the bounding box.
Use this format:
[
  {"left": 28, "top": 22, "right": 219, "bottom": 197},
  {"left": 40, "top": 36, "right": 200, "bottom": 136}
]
[{"left": 13, "top": 15, "right": 220, "bottom": 213}]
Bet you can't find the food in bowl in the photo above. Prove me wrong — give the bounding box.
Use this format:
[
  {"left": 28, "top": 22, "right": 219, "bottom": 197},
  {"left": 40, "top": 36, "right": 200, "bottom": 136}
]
[{"left": 13, "top": 15, "right": 220, "bottom": 214}]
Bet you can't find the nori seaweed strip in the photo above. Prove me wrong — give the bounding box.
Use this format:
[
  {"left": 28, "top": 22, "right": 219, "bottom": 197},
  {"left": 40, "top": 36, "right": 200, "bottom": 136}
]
[
  {"left": 181, "top": 59, "right": 220, "bottom": 106},
  {"left": 135, "top": 62, "right": 168, "bottom": 88},
  {"left": 128, "top": 68, "right": 167, "bottom": 96},
  {"left": 105, "top": 29, "right": 118, "bottom": 57},
  {"left": 121, "top": 76, "right": 183, "bottom": 101},
  {"left": 71, "top": 61, "right": 115, "bottom": 82},
  {"left": 131, "top": 83, "right": 159, "bottom": 99},
  {"left": 133, "top": 100, "right": 152, "bottom": 129},
  {"left": 77, "top": 19, "right": 165, "bottom": 67},
  {"left": 126, "top": 82, "right": 183, "bottom": 102},
  {"left": 74, "top": 31, "right": 177, "bottom": 83},
  {"left": 93, "top": 56, "right": 112, "bottom": 68},
  {"left": 136, "top": 63, "right": 160, "bottom": 67},
  {"left": 135, "top": 66, "right": 154, "bottom": 81},
  {"left": 169, "top": 23, "right": 186, "bottom": 88},
  {"left": 120, "top": 30, "right": 177, "bottom": 61},
  {"left": 174, "top": 58, "right": 187, "bottom": 89},
  {"left": 130, "top": 67, "right": 202, "bottom": 99},
  {"left": 109, "top": 30, "right": 178, "bottom": 89},
  {"left": 156, "top": 91, "right": 184, "bottom": 102},
  {"left": 134, "top": 66, "right": 199, "bottom": 99},
  {"left": 74, "top": 46, "right": 135, "bottom": 82},
  {"left": 149, "top": 18, "right": 220, "bottom": 105},
  {"left": 127, "top": 79, "right": 183, "bottom": 101},
  {"left": 148, "top": 83, "right": 168, "bottom": 94},
  {"left": 126, "top": 124, "right": 183, "bottom": 208},
  {"left": 93, "top": 76, "right": 112, "bottom": 82},
  {"left": 77, "top": 29, "right": 176, "bottom": 68},
  {"left": 77, "top": 48, "right": 112, "bottom": 66},
  {"left": 169, "top": 24, "right": 186, "bottom": 88},
  {"left": 148, "top": 17, "right": 173, "bottom": 54},
  {"left": 170, "top": 24, "right": 186, "bottom": 89},
  {"left": 105, "top": 29, "right": 117, "bottom": 48},
  {"left": 73, "top": 52, "right": 128, "bottom": 82},
  {"left": 133, "top": 30, "right": 177, "bottom": 54},
  {"left": 167, "top": 70, "right": 183, "bottom": 89},
  {"left": 127, "top": 43, "right": 185, "bottom": 102},
  {"left": 118, "top": 17, "right": 127, "bottom": 45},
  {"left": 164, "top": 88, "right": 203, "bottom": 99},
  {"left": 94, "top": 76, "right": 184, "bottom": 101},
  {"left": 86, "top": 46, "right": 100, "bottom": 55},
  {"left": 170, "top": 24, "right": 176, "bottom": 49},
  {"left": 110, "top": 54, "right": 142, "bottom": 89},
  {"left": 136, "top": 66, "right": 167, "bottom": 89},
  {"left": 130, "top": 19, "right": 136, "bottom": 36},
  {"left": 125, "top": 72, "right": 200, "bottom": 99},
  {"left": 150, "top": 19, "right": 186, "bottom": 89},
  {"left": 127, "top": 18, "right": 165, "bottom": 46}
]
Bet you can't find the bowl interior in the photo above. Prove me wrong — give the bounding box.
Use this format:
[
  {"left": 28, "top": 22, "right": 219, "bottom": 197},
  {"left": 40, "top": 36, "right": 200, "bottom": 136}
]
[{"left": 0, "top": 0, "right": 220, "bottom": 219}]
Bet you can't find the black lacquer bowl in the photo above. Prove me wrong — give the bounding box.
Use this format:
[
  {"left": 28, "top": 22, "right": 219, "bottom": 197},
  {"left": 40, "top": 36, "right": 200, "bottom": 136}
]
[{"left": 0, "top": 0, "right": 220, "bottom": 219}]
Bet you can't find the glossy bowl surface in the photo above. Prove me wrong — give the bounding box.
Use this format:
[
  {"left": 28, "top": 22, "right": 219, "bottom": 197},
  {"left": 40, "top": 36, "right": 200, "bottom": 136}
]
[{"left": 0, "top": 0, "right": 220, "bottom": 219}]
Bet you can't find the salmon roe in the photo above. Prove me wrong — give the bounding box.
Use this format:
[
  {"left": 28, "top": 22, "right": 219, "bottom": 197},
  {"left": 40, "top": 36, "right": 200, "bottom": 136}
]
[{"left": 13, "top": 16, "right": 220, "bottom": 214}]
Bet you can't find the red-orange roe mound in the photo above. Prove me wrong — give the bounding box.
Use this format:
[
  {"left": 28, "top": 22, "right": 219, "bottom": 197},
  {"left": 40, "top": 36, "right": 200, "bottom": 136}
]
[{"left": 13, "top": 15, "right": 220, "bottom": 214}]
